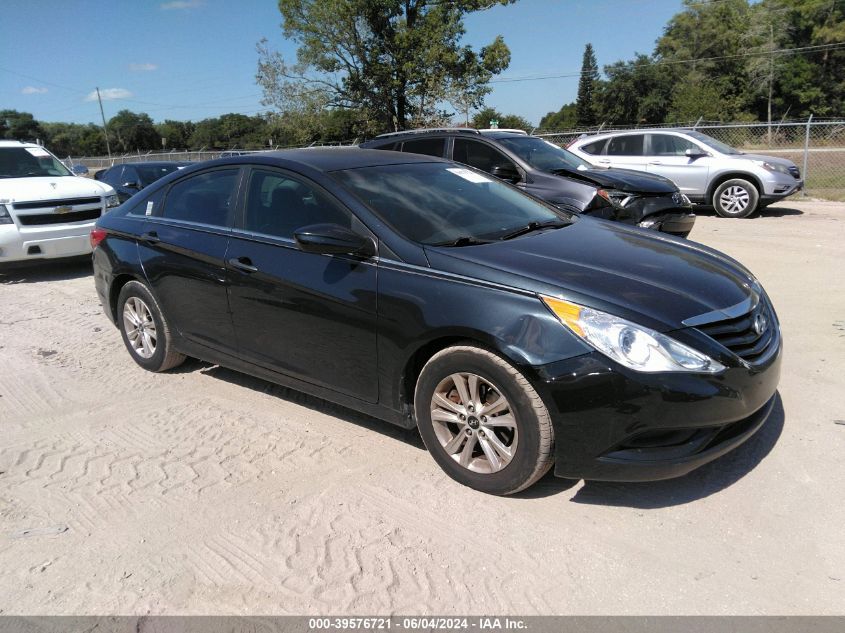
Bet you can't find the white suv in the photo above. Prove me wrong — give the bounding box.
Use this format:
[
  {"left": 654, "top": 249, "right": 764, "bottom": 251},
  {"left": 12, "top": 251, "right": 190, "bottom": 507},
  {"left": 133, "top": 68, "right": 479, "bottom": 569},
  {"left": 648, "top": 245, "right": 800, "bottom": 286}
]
[
  {"left": 568, "top": 129, "right": 803, "bottom": 218},
  {"left": 0, "top": 141, "right": 119, "bottom": 264}
]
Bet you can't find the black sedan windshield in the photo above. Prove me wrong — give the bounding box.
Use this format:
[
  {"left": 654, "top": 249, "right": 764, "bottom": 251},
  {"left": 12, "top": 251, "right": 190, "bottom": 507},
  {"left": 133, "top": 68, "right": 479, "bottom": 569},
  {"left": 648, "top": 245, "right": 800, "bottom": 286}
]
[
  {"left": 496, "top": 136, "right": 592, "bottom": 172},
  {"left": 333, "top": 162, "right": 571, "bottom": 245}
]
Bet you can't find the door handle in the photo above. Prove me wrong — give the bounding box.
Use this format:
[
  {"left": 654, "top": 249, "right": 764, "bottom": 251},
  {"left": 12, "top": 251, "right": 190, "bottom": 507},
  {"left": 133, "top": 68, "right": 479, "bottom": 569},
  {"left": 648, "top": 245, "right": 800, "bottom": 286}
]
[
  {"left": 140, "top": 231, "right": 160, "bottom": 244},
  {"left": 648, "top": 161, "right": 663, "bottom": 166},
  {"left": 228, "top": 257, "right": 259, "bottom": 273}
]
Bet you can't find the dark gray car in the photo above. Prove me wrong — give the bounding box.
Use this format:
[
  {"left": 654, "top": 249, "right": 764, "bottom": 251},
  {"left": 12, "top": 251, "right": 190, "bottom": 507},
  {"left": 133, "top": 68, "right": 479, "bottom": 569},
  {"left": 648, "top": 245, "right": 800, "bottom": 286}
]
[
  {"left": 360, "top": 128, "right": 695, "bottom": 237},
  {"left": 95, "top": 161, "right": 190, "bottom": 203}
]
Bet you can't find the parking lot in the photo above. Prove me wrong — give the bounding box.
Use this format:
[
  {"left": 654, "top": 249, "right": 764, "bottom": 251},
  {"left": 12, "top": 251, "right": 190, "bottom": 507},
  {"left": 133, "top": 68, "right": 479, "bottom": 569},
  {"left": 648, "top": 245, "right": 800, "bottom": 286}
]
[{"left": 0, "top": 199, "right": 843, "bottom": 615}]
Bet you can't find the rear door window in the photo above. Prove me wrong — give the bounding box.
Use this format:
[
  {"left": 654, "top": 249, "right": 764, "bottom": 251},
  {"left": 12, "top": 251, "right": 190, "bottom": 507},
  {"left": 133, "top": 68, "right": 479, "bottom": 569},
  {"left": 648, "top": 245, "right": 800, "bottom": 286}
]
[
  {"left": 606, "top": 134, "right": 645, "bottom": 156},
  {"left": 400, "top": 137, "right": 446, "bottom": 158},
  {"left": 160, "top": 168, "right": 239, "bottom": 228}
]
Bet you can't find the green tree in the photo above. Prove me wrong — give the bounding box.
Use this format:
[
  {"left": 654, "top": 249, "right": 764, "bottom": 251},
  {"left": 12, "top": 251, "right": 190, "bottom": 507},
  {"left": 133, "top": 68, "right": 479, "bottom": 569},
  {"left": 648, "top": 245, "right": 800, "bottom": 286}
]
[
  {"left": 256, "top": 0, "right": 513, "bottom": 133},
  {"left": 575, "top": 44, "right": 599, "bottom": 126},
  {"left": 42, "top": 122, "right": 106, "bottom": 157},
  {"left": 155, "top": 120, "right": 195, "bottom": 150},
  {"left": 656, "top": 0, "right": 755, "bottom": 121},
  {"left": 666, "top": 71, "right": 742, "bottom": 122},
  {"left": 108, "top": 110, "right": 159, "bottom": 152},
  {"left": 185, "top": 114, "right": 270, "bottom": 149},
  {"left": 594, "top": 54, "right": 674, "bottom": 125},
  {"left": 470, "top": 107, "right": 530, "bottom": 131},
  {"left": 767, "top": 0, "right": 845, "bottom": 117},
  {"left": 266, "top": 107, "right": 366, "bottom": 146},
  {"left": 0, "top": 110, "right": 44, "bottom": 141},
  {"left": 745, "top": 0, "right": 791, "bottom": 131},
  {"left": 188, "top": 118, "right": 224, "bottom": 149},
  {"left": 538, "top": 103, "right": 576, "bottom": 130}
]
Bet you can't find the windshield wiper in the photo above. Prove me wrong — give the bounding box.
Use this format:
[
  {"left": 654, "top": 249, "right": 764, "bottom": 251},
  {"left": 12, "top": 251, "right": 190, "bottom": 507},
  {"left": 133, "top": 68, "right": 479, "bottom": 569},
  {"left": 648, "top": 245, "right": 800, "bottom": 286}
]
[
  {"left": 498, "top": 219, "right": 570, "bottom": 240},
  {"left": 434, "top": 236, "right": 492, "bottom": 247}
]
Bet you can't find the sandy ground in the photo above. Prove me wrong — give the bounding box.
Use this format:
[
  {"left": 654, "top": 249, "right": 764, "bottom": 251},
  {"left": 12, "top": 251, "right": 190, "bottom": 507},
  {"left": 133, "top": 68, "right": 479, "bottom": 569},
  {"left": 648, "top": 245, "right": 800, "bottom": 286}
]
[{"left": 0, "top": 199, "right": 843, "bottom": 615}]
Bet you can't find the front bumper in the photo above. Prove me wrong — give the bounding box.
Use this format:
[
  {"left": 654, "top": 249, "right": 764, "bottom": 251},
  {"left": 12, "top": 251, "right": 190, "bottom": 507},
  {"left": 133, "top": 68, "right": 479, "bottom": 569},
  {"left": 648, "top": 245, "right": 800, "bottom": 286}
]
[
  {"left": 0, "top": 222, "right": 94, "bottom": 263},
  {"left": 761, "top": 178, "right": 803, "bottom": 204},
  {"left": 586, "top": 193, "right": 695, "bottom": 237},
  {"left": 529, "top": 335, "right": 782, "bottom": 482},
  {"left": 639, "top": 211, "right": 696, "bottom": 237}
]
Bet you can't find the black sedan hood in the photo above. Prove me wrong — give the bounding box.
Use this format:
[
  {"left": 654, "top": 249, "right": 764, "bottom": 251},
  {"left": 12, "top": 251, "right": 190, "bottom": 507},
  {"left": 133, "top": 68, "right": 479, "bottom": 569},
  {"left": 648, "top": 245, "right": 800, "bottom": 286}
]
[
  {"left": 424, "top": 218, "right": 756, "bottom": 331},
  {"left": 553, "top": 166, "right": 677, "bottom": 194}
]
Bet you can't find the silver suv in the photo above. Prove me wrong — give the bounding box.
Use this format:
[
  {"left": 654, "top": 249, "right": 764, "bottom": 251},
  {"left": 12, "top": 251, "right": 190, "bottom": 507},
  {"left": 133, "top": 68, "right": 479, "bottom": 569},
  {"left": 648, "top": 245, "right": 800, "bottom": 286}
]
[{"left": 568, "top": 129, "right": 803, "bottom": 218}]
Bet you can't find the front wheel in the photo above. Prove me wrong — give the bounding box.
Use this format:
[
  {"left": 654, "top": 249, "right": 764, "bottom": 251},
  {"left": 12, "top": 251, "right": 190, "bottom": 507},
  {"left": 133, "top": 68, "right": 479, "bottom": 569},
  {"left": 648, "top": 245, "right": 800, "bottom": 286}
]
[
  {"left": 117, "top": 280, "right": 186, "bottom": 372},
  {"left": 712, "top": 179, "right": 759, "bottom": 218},
  {"left": 414, "top": 345, "right": 554, "bottom": 495}
]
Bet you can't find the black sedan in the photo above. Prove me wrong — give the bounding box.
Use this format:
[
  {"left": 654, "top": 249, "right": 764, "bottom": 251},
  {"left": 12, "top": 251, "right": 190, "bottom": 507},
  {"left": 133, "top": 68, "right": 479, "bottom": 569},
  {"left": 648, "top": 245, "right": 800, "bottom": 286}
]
[
  {"left": 91, "top": 149, "right": 781, "bottom": 495},
  {"left": 95, "top": 161, "right": 190, "bottom": 202}
]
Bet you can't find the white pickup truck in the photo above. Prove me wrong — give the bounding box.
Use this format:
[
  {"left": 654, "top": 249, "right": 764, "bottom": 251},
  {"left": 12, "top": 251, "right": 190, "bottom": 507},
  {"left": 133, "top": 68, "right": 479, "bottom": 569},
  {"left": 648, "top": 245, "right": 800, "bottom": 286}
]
[{"left": 0, "top": 140, "right": 119, "bottom": 264}]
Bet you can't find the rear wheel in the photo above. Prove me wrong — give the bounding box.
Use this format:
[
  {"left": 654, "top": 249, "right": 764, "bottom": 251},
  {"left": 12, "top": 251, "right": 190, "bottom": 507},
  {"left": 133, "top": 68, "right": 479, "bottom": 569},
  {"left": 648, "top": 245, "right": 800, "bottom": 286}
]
[
  {"left": 117, "top": 280, "right": 186, "bottom": 372},
  {"left": 414, "top": 345, "right": 554, "bottom": 495},
  {"left": 712, "top": 178, "right": 759, "bottom": 218}
]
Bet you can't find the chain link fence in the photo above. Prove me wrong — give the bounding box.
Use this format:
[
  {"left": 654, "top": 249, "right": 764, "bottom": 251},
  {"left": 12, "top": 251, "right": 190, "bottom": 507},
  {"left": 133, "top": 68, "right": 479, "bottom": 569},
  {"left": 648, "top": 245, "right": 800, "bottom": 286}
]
[
  {"left": 64, "top": 120, "right": 844, "bottom": 201},
  {"left": 535, "top": 118, "right": 845, "bottom": 201}
]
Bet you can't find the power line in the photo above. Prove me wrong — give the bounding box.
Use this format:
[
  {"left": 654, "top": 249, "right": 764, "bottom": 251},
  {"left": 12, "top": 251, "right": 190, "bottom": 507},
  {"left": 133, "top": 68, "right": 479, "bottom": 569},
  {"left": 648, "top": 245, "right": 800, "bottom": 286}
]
[{"left": 0, "top": 65, "right": 88, "bottom": 95}]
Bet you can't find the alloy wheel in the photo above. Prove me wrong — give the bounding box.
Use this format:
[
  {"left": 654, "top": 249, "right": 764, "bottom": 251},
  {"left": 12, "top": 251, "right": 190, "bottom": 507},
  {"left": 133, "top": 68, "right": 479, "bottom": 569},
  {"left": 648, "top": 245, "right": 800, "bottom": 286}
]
[
  {"left": 719, "top": 186, "right": 750, "bottom": 213},
  {"left": 429, "top": 372, "right": 518, "bottom": 474},
  {"left": 122, "top": 297, "right": 157, "bottom": 359}
]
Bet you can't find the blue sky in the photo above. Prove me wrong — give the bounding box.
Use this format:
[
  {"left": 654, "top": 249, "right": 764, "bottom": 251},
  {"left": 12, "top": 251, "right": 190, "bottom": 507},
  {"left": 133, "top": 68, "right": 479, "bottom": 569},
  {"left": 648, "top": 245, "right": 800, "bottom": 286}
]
[{"left": 1, "top": 0, "right": 686, "bottom": 127}]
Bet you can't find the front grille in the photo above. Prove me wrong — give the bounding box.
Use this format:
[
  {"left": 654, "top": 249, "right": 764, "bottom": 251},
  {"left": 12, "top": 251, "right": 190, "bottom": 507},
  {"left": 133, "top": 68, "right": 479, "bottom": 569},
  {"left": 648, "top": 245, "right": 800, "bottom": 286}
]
[
  {"left": 13, "top": 196, "right": 101, "bottom": 210},
  {"left": 696, "top": 299, "right": 777, "bottom": 363},
  {"left": 788, "top": 166, "right": 800, "bottom": 179},
  {"left": 17, "top": 208, "right": 101, "bottom": 226}
]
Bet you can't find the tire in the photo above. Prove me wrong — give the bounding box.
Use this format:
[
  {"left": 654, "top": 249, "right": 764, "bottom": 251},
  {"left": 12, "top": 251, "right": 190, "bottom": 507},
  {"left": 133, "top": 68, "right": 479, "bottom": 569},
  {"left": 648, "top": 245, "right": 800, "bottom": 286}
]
[
  {"left": 414, "top": 345, "right": 554, "bottom": 495},
  {"left": 117, "top": 280, "right": 186, "bottom": 372},
  {"left": 712, "top": 178, "right": 759, "bottom": 218}
]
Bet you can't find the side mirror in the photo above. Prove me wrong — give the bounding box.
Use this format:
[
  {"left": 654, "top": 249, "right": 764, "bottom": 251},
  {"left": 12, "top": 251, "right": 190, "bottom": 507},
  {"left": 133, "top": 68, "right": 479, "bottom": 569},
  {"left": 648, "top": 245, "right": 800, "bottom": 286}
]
[
  {"left": 490, "top": 164, "right": 521, "bottom": 182},
  {"left": 684, "top": 148, "right": 709, "bottom": 159},
  {"left": 294, "top": 223, "right": 375, "bottom": 257},
  {"left": 122, "top": 181, "right": 140, "bottom": 189}
]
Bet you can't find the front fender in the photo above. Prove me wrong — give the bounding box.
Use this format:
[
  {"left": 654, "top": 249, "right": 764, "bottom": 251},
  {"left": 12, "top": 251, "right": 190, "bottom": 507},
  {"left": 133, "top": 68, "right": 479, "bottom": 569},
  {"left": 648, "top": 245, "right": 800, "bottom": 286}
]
[{"left": 376, "top": 260, "right": 591, "bottom": 412}]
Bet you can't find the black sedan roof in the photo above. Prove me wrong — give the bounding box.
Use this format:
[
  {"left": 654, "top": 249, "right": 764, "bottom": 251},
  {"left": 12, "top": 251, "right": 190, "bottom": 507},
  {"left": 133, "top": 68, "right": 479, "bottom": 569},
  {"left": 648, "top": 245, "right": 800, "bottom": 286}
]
[{"left": 233, "top": 147, "right": 445, "bottom": 172}]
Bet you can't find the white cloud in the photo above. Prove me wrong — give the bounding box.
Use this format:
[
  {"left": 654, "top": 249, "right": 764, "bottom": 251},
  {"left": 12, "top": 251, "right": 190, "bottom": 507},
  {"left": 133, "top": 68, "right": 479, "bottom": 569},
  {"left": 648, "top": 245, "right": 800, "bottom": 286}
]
[
  {"left": 21, "top": 86, "right": 48, "bottom": 95},
  {"left": 85, "top": 88, "right": 133, "bottom": 102},
  {"left": 129, "top": 63, "right": 158, "bottom": 72},
  {"left": 160, "top": 0, "right": 202, "bottom": 9}
]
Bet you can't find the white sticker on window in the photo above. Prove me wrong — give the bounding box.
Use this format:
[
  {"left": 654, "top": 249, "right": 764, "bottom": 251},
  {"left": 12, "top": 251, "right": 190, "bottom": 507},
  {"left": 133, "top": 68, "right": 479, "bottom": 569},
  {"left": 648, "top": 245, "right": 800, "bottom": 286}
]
[
  {"left": 145, "top": 201, "right": 154, "bottom": 216},
  {"left": 446, "top": 167, "right": 492, "bottom": 184},
  {"left": 25, "top": 147, "right": 51, "bottom": 158}
]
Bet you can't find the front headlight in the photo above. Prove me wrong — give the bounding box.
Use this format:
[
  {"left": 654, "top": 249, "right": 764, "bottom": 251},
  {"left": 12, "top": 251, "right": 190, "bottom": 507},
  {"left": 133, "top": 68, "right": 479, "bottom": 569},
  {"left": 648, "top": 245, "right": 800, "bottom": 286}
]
[
  {"left": 105, "top": 194, "right": 120, "bottom": 208},
  {"left": 753, "top": 160, "right": 790, "bottom": 176},
  {"left": 541, "top": 296, "right": 726, "bottom": 374},
  {"left": 597, "top": 188, "right": 636, "bottom": 209},
  {"left": 0, "top": 204, "right": 12, "bottom": 225}
]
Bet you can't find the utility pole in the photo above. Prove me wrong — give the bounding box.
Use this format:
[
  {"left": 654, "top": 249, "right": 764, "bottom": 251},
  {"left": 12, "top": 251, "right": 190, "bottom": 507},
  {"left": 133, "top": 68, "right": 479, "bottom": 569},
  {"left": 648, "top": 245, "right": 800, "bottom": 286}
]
[{"left": 96, "top": 87, "right": 112, "bottom": 160}]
